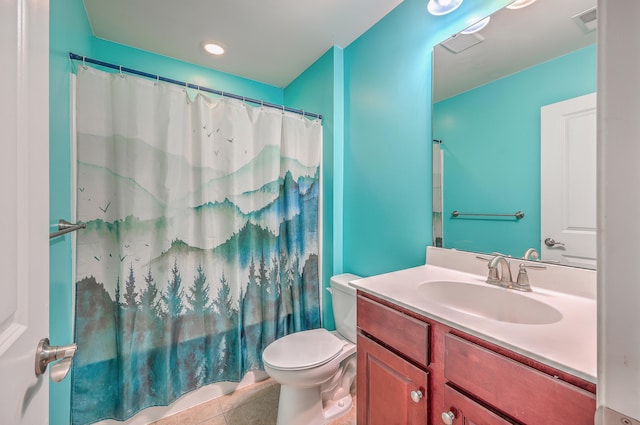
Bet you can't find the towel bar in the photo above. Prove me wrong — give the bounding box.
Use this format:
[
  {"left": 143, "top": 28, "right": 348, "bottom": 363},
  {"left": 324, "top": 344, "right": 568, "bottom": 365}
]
[{"left": 450, "top": 210, "right": 524, "bottom": 219}]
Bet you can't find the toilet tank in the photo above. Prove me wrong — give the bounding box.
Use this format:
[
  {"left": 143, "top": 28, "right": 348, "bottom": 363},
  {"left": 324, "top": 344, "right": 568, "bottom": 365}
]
[{"left": 330, "top": 273, "right": 360, "bottom": 343}]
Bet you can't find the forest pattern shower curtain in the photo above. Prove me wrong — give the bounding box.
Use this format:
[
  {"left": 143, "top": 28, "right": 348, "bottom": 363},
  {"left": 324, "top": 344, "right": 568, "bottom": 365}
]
[{"left": 71, "top": 66, "right": 322, "bottom": 424}]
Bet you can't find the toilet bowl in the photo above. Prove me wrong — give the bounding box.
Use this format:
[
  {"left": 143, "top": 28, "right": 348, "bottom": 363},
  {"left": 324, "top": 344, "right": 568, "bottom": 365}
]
[{"left": 262, "top": 273, "right": 360, "bottom": 425}]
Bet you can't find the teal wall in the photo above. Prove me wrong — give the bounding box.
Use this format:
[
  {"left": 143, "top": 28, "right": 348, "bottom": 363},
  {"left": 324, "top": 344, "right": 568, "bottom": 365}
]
[
  {"left": 50, "top": 0, "right": 513, "bottom": 422},
  {"left": 49, "top": 0, "right": 93, "bottom": 423},
  {"left": 342, "top": 0, "right": 509, "bottom": 277},
  {"left": 434, "top": 45, "right": 596, "bottom": 257},
  {"left": 284, "top": 47, "right": 344, "bottom": 329}
]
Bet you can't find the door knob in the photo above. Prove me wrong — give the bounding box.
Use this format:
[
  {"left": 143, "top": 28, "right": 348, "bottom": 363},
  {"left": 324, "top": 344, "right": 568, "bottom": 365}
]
[
  {"left": 34, "top": 338, "right": 77, "bottom": 382},
  {"left": 544, "top": 237, "right": 565, "bottom": 247},
  {"left": 441, "top": 411, "right": 456, "bottom": 424},
  {"left": 410, "top": 389, "right": 423, "bottom": 403}
]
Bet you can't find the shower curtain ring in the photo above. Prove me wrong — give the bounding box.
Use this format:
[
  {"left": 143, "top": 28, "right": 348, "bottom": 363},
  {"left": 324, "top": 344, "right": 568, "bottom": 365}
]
[
  {"left": 119, "top": 66, "right": 124, "bottom": 78},
  {"left": 155, "top": 75, "right": 159, "bottom": 86},
  {"left": 82, "top": 56, "right": 87, "bottom": 70}
]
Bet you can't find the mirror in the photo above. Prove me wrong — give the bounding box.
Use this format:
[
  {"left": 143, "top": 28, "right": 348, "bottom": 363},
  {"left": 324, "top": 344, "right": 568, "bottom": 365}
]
[{"left": 432, "top": 0, "right": 597, "bottom": 267}]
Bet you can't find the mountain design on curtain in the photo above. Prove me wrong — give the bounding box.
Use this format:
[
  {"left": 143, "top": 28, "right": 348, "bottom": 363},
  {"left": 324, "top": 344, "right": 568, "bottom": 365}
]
[{"left": 71, "top": 67, "right": 322, "bottom": 424}]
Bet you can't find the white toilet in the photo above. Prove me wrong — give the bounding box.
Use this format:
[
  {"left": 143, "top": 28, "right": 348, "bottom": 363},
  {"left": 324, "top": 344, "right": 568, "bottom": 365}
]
[{"left": 262, "top": 273, "right": 360, "bottom": 425}]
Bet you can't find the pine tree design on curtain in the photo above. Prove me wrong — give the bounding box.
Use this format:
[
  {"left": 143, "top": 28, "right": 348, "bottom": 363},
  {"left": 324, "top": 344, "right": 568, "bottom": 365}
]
[{"left": 71, "top": 66, "right": 322, "bottom": 424}]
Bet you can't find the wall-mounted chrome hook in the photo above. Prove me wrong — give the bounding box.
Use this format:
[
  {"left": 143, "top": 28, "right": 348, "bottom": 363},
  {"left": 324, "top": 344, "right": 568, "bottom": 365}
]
[{"left": 34, "top": 338, "right": 77, "bottom": 382}]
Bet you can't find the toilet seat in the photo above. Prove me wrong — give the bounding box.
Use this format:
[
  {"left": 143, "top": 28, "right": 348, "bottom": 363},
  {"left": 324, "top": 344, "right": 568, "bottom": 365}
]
[{"left": 263, "top": 329, "right": 346, "bottom": 371}]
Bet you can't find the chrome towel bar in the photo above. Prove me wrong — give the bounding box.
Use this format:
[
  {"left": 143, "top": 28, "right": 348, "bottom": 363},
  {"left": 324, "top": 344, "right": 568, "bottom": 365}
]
[
  {"left": 50, "top": 219, "right": 86, "bottom": 239},
  {"left": 450, "top": 210, "right": 524, "bottom": 219}
]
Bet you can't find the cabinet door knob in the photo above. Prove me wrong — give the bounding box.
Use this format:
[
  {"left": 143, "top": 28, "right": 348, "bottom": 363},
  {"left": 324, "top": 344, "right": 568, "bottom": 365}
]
[
  {"left": 441, "top": 411, "right": 455, "bottom": 425},
  {"left": 410, "top": 390, "right": 423, "bottom": 403}
]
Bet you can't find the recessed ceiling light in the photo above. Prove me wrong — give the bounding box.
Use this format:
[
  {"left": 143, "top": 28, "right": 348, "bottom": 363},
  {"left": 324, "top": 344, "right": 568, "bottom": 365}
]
[
  {"left": 506, "top": 0, "right": 537, "bottom": 10},
  {"left": 427, "top": 0, "right": 463, "bottom": 16},
  {"left": 203, "top": 42, "right": 225, "bottom": 56}
]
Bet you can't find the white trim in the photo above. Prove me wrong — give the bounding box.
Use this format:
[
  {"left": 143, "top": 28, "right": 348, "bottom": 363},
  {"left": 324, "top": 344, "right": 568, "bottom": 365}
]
[
  {"left": 70, "top": 73, "right": 78, "bottom": 327},
  {"left": 318, "top": 124, "right": 324, "bottom": 327}
]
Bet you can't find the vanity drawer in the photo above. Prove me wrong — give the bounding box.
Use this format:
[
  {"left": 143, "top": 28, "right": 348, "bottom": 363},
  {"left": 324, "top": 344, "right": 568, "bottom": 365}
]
[
  {"left": 443, "top": 384, "right": 514, "bottom": 425},
  {"left": 444, "top": 334, "right": 596, "bottom": 424},
  {"left": 357, "top": 295, "right": 430, "bottom": 367}
]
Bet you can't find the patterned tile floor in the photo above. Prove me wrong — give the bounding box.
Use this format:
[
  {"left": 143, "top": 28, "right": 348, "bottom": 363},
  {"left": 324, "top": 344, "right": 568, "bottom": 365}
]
[{"left": 151, "top": 379, "right": 356, "bottom": 425}]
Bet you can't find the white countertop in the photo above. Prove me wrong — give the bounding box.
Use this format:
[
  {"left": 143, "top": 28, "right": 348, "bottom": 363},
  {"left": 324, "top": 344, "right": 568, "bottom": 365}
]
[{"left": 349, "top": 249, "right": 597, "bottom": 384}]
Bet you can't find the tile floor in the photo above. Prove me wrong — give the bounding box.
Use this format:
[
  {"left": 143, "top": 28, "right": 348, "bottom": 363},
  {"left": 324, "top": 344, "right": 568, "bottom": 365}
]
[{"left": 151, "top": 379, "right": 356, "bottom": 425}]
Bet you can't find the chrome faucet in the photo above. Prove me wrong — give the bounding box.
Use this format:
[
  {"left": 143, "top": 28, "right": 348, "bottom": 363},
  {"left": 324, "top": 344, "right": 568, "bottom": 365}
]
[
  {"left": 522, "top": 248, "right": 539, "bottom": 261},
  {"left": 477, "top": 254, "right": 547, "bottom": 291},
  {"left": 486, "top": 255, "right": 513, "bottom": 288}
]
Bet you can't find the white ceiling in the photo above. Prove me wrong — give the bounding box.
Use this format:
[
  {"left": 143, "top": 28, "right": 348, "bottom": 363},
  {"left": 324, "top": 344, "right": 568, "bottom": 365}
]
[
  {"left": 83, "top": 0, "right": 404, "bottom": 88},
  {"left": 433, "top": 0, "right": 597, "bottom": 102},
  {"left": 83, "top": 0, "right": 597, "bottom": 95}
]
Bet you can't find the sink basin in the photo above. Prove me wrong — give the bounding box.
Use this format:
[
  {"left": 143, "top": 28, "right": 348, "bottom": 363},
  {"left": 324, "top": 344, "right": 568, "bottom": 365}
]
[{"left": 417, "top": 281, "right": 562, "bottom": 325}]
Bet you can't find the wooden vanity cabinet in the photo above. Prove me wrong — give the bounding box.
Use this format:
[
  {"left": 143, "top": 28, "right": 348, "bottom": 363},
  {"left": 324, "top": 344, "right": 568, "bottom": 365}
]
[
  {"left": 443, "top": 334, "right": 596, "bottom": 424},
  {"left": 357, "top": 335, "right": 429, "bottom": 425},
  {"left": 357, "top": 292, "right": 597, "bottom": 425},
  {"left": 357, "top": 294, "right": 430, "bottom": 425}
]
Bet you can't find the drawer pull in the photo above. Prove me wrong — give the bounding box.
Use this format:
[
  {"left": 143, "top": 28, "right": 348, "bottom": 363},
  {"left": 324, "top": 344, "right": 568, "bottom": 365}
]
[
  {"left": 441, "top": 410, "right": 456, "bottom": 424},
  {"left": 410, "top": 390, "right": 423, "bottom": 403}
]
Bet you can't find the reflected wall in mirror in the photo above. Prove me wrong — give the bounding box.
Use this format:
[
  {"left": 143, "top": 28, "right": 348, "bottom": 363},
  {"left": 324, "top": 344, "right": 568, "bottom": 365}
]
[{"left": 432, "top": 0, "right": 596, "bottom": 268}]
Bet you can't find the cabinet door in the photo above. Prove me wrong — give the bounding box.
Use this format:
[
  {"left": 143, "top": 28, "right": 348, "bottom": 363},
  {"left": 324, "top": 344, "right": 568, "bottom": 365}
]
[
  {"left": 357, "top": 334, "right": 429, "bottom": 425},
  {"left": 443, "top": 385, "right": 515, "bottom": 425}
]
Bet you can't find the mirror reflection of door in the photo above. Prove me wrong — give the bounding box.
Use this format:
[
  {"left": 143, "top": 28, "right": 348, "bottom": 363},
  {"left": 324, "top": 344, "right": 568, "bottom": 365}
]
[
  {"left": 541, "top": 93, "right": 596, "bottom": 268},
  {"left": 432, "top": 0, "right": 597, "bottom": 263}
]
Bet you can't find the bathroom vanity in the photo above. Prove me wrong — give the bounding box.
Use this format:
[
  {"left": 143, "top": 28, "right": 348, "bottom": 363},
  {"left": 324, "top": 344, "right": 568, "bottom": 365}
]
[{"left": 353, "top": 248, "right": 597, "bottom": 425}]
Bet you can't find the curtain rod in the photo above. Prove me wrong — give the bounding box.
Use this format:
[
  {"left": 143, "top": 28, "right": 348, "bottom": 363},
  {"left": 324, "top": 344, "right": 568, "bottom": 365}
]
[{"left": 69, "top": 52, "right": 322, "bottom": 120}]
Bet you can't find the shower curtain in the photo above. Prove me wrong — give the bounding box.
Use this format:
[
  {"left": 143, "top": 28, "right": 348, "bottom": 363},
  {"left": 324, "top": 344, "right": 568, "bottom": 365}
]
[{"left": 71, "top": 66, "right": 322, "bottom": 424}]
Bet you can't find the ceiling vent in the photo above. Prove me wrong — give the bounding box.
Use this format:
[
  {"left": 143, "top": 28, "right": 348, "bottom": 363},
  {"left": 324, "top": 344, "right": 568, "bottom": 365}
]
[
  {"left": 439, "top": 33, "right": 485, "bottom": 54},
  {"left": 573, "top": 7, "right": 597, "bottom": 34}
]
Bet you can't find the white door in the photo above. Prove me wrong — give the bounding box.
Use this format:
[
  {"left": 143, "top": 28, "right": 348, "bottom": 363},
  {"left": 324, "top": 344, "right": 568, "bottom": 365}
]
[
  {"left": 0, "top": 0, "right": 50, "bottom": 423},
  {"left": 541, "top": 93, "right": 597, "bottom": 269}
]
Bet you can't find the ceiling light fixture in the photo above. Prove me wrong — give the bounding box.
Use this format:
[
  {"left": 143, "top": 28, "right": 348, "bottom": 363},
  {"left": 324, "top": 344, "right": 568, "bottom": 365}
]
[
  {"left": 427, "top": 0, "right": 463, "bottom": 16},
  {"left": 460, "top": 16, "right": 490, "bottom": 34},
  {"left": 506, "top": 0, "right": 537, "bottom": 10},
  {"left": 203, "top": 42, "right": 225, "bottom": 56}
]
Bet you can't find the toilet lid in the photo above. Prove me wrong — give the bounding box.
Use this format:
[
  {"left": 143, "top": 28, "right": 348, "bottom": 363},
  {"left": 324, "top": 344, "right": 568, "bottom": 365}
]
[{"left": 262, "top": 329, "right": 345, "bottom": 370}]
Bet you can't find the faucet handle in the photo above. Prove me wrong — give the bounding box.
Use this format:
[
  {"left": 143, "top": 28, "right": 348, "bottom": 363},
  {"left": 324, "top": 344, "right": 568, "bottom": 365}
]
[
  {"left": 519, "top": 263, "right": 547, "bottom": 271},
  {"left": 514, "top": 263, "right": 547, "bottom": 292},
  {"left": 475, "top": 253, "right": 512, "bottom": 262},
  {"left": 487, "top": 265, "right": 500, "bottom": 283},
  {"left": 476, "top": 256, "right": 502, "bottom": 283}
]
